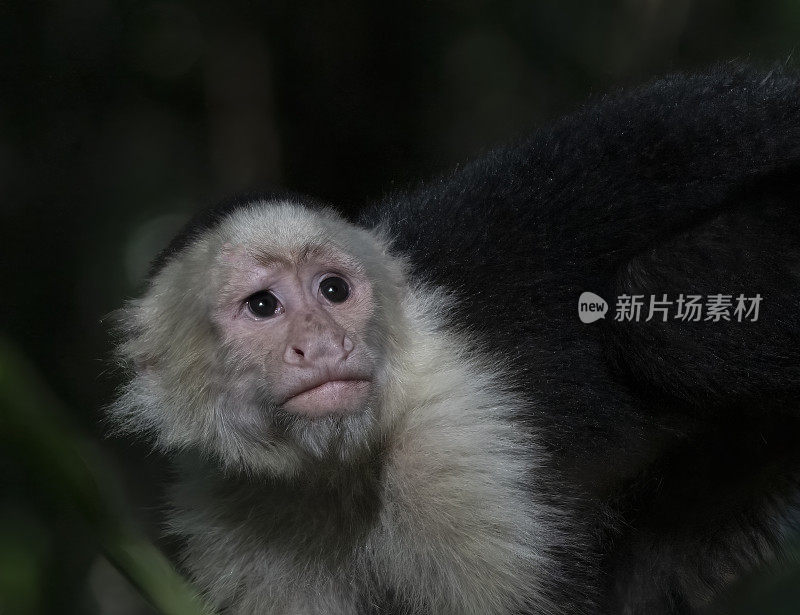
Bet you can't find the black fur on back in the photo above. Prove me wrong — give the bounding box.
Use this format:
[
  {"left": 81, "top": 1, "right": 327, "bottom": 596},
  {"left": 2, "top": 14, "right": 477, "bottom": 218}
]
[{"left": 360, "top": 63, "right": 800, "bottom": 613}]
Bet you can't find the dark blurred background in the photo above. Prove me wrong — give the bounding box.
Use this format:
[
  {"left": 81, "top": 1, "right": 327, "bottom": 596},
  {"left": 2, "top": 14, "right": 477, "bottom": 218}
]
[{"left": 3, "top": 1, "right": 800, "bottom": 613}]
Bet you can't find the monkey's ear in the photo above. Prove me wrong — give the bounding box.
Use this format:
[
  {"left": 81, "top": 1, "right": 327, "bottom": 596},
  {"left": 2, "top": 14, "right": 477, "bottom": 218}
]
[{"left": 602, "top": 166, "right": 800, "bottom": 414}]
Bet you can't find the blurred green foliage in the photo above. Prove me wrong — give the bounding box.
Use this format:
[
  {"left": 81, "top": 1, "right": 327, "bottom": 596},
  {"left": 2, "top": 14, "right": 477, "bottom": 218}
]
[
  {"left": 2, "top": 1, "right": 800, "bottom": 613},
  {"left": 0, "top": 339, "right": 210, "bottom": 614}
]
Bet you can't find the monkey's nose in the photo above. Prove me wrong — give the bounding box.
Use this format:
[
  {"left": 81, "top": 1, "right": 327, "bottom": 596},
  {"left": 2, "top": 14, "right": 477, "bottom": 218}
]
[
  {"left": 284, "top": 345, "right": 306, "bottom": 365},
  {"left": 283, "top": 333, "right": 353, "bottom": 366}
]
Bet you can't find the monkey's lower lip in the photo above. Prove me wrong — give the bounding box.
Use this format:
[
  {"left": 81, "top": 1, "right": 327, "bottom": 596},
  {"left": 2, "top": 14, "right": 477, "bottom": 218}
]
[{"left": 282, "top": 379, "right": 371, "bottom": 417}]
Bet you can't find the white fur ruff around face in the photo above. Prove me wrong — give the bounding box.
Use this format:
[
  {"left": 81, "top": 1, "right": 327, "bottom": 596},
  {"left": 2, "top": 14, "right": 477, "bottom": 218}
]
[{"left": 109, "top": 199, "right": 570, "bottom": 614}]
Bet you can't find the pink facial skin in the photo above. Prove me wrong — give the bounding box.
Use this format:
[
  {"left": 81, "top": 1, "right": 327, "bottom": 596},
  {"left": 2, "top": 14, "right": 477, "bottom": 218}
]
[{"left": 213, "top": 245, "right": 376, "bottom": 418}]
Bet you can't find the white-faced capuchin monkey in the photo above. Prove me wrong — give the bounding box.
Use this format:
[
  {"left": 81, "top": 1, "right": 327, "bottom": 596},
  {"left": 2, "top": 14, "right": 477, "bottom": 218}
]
[{"left": 110, "top": 66, "right": 800, "bottom": 614}]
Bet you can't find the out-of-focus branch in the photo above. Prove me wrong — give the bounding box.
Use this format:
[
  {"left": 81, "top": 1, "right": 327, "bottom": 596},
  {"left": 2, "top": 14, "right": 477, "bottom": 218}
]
[{"left": 0, "top": 338, "right": 213, "bottom": 615}]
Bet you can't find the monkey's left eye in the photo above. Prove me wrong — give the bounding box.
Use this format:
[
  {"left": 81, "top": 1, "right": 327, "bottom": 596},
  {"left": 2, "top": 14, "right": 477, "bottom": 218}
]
[
  {"left": 319, "top": 276, "right": 350, "bottom": 303},
  {"left": 246, "top": 291, "right": 282, "bottom": 318}
]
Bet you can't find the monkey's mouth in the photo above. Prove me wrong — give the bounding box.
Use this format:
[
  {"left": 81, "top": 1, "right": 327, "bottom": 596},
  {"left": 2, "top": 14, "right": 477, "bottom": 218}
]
[{"left": 280, "top": 378, "right": 372, "bottom": 417}]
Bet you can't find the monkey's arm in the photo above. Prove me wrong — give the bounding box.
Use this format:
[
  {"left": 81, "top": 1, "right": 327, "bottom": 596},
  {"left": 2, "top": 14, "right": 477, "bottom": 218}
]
[
  {"left": 603, "top": 179, "right": 800, "bottom": 412},
  {"left": 595, "top": 178, "right": 800, "bottom": 614}
]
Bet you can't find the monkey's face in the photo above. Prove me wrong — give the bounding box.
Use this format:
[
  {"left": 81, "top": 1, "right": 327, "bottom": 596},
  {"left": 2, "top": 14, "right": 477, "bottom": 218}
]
[
  {"left": 213, "top": 242, "right": 377, "bottom": 417},
  {"left": 112, "top": 202, "right": 406, "bottom": 475}
]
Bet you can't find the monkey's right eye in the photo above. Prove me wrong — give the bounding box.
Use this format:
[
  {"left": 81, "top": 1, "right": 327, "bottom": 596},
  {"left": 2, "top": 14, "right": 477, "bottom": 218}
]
[{"left": 246, "top": 291, "right": 282, "bottom": 318}]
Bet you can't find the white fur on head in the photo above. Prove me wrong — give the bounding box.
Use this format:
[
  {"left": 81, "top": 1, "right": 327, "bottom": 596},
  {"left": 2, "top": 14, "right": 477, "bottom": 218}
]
[{"left": 109, "top": 199, "right": 407, "bottom": 476}]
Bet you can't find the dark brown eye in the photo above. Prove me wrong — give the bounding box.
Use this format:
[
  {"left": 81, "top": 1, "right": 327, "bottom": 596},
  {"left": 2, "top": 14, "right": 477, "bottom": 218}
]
[
  {"left": 246, "top": 291, "right": 281, "bottom": 318},
  {"left": 320, "top": 276, "right": 349, "bottom": 303}
]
